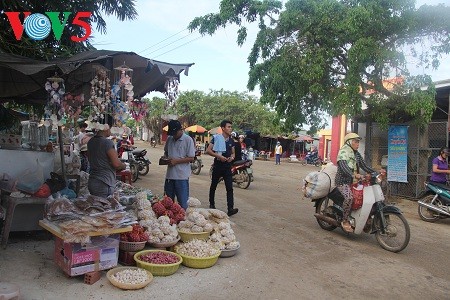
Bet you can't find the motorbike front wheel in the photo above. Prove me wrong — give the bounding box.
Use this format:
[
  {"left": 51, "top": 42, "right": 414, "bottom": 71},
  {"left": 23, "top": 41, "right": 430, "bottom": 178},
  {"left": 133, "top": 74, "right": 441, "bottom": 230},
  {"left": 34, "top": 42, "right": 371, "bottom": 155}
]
[
  {"left": 137, "top": 161, "right": 149, "bottom": 176},
  {"left": 314, "top": 160, "right": 322, "bottom": 167},
  {"left": 236, "top": 169, "right": 251, "bottom": 189},
  {"left": 418, "top": 194, "right": 441, "bottom": 222},
  {"left": 130, "top": 163, "right": 139, "bottom": 182},
  {"left": 301, "top": 160, "right": 307, "bottom": 166},
  {"left": 191, "top": 159, "right": 202, "bottom": 175},
  {"left": 315, "top": 197, "right": 337, "bottom": 231},
  {"left": 374, "top": 212, "right": 410, "bottom": 253}
]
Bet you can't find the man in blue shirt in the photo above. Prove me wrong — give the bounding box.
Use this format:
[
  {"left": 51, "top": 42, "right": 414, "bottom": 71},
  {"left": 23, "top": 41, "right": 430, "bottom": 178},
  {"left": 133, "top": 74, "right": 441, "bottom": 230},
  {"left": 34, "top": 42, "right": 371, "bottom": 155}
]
[
  {"left": 163, "top": 120, "right": 196, "bottom": 209},
  {"left": 206, "top": 120, "right": 239, "bottom": 216}
]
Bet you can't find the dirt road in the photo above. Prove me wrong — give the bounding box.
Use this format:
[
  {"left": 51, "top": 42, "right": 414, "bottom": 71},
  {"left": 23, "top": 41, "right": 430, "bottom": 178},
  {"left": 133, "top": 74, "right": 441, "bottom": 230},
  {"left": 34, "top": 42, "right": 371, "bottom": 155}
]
[{"left": 1, "top": 141, "right": 449, "bottom": 299}]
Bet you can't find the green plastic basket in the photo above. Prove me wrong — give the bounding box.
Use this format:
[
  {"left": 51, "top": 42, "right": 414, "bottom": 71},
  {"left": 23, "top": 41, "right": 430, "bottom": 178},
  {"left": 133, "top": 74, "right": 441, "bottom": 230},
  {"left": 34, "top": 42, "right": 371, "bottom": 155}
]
[{"left": 134, "top": 250, "right": 182, "bottom": 276}]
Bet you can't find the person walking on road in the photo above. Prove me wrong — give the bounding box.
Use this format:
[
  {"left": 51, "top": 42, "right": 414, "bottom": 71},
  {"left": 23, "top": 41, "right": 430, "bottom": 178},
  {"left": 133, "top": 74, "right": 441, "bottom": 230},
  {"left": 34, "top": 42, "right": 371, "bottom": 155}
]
[
  {"left": 163, "top": 120, "right": 196, "bottom": 210},
  {"left": 206, "top": 120, "right": 239, "bottom": 216},
  {"left": 275, "top": 141, "right": 282, "bottom": 165}
]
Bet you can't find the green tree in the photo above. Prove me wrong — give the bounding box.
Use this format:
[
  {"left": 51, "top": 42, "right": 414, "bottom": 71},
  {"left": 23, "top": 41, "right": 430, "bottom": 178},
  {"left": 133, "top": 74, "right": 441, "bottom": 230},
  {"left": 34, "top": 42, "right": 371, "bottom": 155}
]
[
  {"left": 188, "top": 0, "right": 450, "bottom": 129},
  {"left": 142, "top": 97, "right": 167, "bottom": 143},
  {"left": 175, "top": 89, "right": 282, "bottom": 135},
  {"left": 0, "top": 0, "right": 137, "bottom": 60}
]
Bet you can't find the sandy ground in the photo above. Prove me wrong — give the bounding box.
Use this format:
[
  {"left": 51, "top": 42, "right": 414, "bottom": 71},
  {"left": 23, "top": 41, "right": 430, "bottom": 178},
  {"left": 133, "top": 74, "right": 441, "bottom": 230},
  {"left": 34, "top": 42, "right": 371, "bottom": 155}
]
[{"left": 0, "top": 140, "right": 449, "bottom": 300}]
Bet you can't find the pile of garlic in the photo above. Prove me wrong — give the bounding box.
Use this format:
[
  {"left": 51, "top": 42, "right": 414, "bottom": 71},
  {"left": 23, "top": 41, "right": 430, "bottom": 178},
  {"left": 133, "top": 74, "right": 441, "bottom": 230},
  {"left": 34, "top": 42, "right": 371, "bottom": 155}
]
[
  {"left": 134, "top": 192, "right": 178, "bottom": 243},
  {"left": 175, "top": 239, "right": 220, "bottom": 258},
  {"left": 111, "top": 268, "right": 149, "bottom": 285},
  {"left": 146, "top": 215, "right": 179, "bottom": 243},
  {"left": 209, "top": 221, "right": 240, "bottom": 250},
  {"left": 178, "top": 210, "right": 214, "bottom": 233}
]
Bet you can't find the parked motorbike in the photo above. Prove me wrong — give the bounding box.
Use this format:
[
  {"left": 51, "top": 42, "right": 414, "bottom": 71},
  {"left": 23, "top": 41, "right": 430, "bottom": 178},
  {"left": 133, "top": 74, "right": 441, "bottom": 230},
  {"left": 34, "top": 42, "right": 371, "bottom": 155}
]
[
  {"left": 312, "top": 172, "right": 410, "bottom": 253},
  {"left": 418, "top": 181, "right": 450, "bottom": 222},
  {"left": 209, "top": 159, "right": 254, "bottom": 189},
  {"left": 150, "top": 139, "right": 157, "bottom": 148},
  {"left": 191, "top": 150, "right": 203, "bottom": 175},
  {"left": 119, "top": 147, "right": 139, "bottom": 182},
  {"left": 132, "top": 148, "right": 151, "bottom": 176},
  {"left": 301, "top": 152, "right": 323, "bottom": 167}
]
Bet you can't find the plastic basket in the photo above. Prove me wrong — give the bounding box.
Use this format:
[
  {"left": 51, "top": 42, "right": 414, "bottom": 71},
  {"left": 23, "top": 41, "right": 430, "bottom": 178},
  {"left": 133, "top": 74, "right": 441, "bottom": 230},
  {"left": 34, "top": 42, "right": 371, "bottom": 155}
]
[
  {"left": 134, "top": 250, "right": 182, "bottom": 276},
  {"left": 177, "top": 230, "right": 210, "bottom": 242},
  {"left": 219, "top": 244, "right": 240, "bottom": 258},
  {"left": 148, "top": 236, "right": 180, "bottom": 248},
  {"left": 107, "top": 266, "right": 153, "bottom": 290},
  {"left": 119, "top": 241, "right": 147, "bottom": 252},
  {"left": 175, "top": 251, "right": 221, "bottom": 269}
]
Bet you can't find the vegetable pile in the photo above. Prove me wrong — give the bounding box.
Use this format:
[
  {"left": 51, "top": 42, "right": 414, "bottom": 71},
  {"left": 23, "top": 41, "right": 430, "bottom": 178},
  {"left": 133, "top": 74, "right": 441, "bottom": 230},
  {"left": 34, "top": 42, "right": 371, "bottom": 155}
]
[
  {"left": 138, "top": 251, "right": 180, "bottom": 264},
  {"left": 152, "top": 195, "right": 185, "bottom": 224},
  {"left": 175, "top": 239, "right": 220, "bottom": 258},
  {"left": 111, "top": 268, "right": 149, "bottom": 285},
  {"left": 120, "top": 224, "right": 148, "bottom": 242}
]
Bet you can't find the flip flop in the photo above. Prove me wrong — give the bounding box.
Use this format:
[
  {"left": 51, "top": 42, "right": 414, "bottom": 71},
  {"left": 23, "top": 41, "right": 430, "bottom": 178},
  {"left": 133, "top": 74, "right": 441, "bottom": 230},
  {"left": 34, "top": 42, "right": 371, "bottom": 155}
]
[{"left": 341, "top": 221, "right": 354, "bottom": 233}]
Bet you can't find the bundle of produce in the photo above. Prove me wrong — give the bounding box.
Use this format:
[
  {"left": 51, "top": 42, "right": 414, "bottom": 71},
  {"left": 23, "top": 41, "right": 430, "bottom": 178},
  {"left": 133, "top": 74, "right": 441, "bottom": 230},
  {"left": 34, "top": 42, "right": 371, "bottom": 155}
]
[
  {"left": 208, "top": 221, "right": 240, "bottom": 250},
  {"left": 120, "top": 224, "right": 148, "bottom": 242},
  {"left": 185, "top": 197, "right": 202, "bottom": 213},
  {"left": 175, "top": 239, "right": 220, "bottom": 258},
  {"left": 178, "top": 211, "right": 213, "bottom": 233},
  {"left": 145, "top": 216, "right": 179, "bottom": 244},
  {"left": 151, "top": 195, "right": 185, "bottom": 225}
]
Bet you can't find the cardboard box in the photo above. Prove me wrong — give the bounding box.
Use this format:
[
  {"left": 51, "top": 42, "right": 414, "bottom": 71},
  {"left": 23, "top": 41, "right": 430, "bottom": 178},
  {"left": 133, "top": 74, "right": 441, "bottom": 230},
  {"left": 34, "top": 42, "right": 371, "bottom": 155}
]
[{"left": 54, "top": 234, "right": 119, "bottom": 276}]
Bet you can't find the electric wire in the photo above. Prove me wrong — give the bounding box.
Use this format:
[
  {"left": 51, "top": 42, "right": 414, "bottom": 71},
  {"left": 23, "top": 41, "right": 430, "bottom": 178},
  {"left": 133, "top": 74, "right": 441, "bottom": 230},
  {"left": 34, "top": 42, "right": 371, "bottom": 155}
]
[
  {"left": 137, "top": 28, "right": 188, "bottom": 54},
  {"left": 152, "top": 35, "right": 203, "bottom": 59},
  {"left": 140, "top": 32, "right": 194, "bottom": 56}
]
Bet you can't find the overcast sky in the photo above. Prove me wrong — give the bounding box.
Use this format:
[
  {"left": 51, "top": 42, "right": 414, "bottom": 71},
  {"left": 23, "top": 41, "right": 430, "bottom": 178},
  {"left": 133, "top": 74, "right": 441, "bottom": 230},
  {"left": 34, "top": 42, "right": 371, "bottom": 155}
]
[{"left": 92, "top": 0, "right": 450, "bottom": 97}]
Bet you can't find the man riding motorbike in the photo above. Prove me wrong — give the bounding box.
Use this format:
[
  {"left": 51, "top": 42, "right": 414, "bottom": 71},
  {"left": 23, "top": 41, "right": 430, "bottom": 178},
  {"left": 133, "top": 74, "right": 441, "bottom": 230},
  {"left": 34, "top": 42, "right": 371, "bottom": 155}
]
[{"left": 336, "top": 133, "right": 378, "bottom": 233}]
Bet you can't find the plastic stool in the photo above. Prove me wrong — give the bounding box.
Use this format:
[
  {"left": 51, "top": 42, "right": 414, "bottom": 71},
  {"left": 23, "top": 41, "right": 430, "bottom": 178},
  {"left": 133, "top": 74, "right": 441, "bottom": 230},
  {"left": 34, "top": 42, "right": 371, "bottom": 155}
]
[{"left": 0, "top": 282, "right": 20, "bottom": 300}]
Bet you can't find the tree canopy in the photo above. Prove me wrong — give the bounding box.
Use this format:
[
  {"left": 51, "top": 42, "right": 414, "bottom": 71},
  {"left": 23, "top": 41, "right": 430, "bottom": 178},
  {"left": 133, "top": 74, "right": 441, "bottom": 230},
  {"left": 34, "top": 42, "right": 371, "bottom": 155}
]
[
  {"left": 0, "top": 0, "right": 137, "bottom": 60},
  {"left": 189, "top": 0, "right": 450, "bottom": 130},
  {"left": 156, "top": 89, "right": 282, "bottom": 135}
]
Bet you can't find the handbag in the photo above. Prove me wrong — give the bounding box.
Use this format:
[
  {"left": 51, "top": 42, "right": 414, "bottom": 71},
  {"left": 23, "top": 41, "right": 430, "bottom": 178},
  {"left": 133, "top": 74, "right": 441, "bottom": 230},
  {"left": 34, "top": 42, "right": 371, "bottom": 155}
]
[{"left": 351, "top": 182, "right": 364, "bottom": 210}]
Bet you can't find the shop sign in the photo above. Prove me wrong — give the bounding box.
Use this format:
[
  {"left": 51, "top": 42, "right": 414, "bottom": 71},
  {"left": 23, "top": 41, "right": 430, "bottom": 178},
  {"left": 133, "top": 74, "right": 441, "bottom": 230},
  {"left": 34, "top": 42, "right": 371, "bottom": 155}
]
[{"left": 3, "top": 11, "right": 92, "bottom": 42}]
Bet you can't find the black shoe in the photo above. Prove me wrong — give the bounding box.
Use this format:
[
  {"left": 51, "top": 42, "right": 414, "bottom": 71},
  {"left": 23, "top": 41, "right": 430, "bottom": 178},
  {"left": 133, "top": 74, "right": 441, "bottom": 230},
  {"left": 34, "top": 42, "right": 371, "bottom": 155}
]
[
  {"left": 227, "top": 208, "right": 239, "bottom": 216},
  {"left": 209, "top": 204, "right": 216, "bottom": 209}
]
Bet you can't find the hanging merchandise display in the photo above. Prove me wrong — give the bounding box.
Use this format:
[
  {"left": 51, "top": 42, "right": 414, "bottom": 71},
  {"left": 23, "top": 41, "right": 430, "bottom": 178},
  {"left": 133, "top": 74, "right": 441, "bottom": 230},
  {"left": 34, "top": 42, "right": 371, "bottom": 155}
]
[
  {"left": 62, "top": 93, "right": 84, "bottom": 125},
  {"left": 110, "top": 63, "right": 133, "bottom": 126},
  {"left": 129, "top": 99, "right": 148, "bottom": 122},
  {"left": 44, "top": 73, "right": 65, "bottom": 126},
  {"left": 87, "top": 65, "right": 111, "bottom": 125},
  {"left": 164, "top": 77, "right": 179, "bottom": 108}
]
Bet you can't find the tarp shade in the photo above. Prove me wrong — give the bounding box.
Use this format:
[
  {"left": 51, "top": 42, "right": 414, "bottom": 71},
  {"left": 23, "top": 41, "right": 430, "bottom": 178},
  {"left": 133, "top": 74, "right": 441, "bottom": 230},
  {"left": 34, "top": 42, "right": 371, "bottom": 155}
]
[{"left": 0, "top": 50, "right": 194, "bottom": 104}]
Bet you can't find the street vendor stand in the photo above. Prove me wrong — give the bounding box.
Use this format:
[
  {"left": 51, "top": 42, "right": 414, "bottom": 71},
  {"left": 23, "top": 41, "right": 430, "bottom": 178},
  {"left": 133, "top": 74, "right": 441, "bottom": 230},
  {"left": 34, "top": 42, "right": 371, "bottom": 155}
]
[{"left": 39, "top": 219, "right": 131, "bottom": 277}]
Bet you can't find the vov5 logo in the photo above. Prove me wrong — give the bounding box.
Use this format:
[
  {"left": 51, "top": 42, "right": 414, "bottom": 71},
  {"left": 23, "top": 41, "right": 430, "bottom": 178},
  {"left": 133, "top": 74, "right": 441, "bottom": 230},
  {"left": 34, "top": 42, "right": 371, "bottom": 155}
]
[{"left": 4, "top": 12, "right": 92, "bottom": 42}]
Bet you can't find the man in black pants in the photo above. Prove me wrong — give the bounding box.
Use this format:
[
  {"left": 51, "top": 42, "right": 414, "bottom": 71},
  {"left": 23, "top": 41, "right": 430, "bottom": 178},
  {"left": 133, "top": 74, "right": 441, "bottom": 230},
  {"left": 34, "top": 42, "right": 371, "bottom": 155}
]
[{"left": 206, "top": 120, "right": 239, "bottom": 216}]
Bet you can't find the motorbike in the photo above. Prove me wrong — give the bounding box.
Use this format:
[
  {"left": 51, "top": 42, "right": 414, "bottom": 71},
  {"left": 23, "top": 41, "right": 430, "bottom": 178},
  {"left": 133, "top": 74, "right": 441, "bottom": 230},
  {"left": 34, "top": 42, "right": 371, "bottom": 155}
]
[
  {"left": 209, "top": 159, "right": 254, "bottom": 189},
  {"left": 132, "top": 148, "right": 151, "bottom": 176},
  {"left": 119, "top": 147, "right": 139, "bottom": 182},
  {"left": 301, "top": 152, "right": 323, "bottom": 167},
  {"left": 312, "top": 172, "right": 410, "bottom": 253},
  {"left": 150, "top": 139, "right": 157, "bottom": 148},
  {"left": 191, "top": 150, "right": 203, "bottom": 175},
  {"left": 418, "top": 181, "right": 450, "bottom": 222}
]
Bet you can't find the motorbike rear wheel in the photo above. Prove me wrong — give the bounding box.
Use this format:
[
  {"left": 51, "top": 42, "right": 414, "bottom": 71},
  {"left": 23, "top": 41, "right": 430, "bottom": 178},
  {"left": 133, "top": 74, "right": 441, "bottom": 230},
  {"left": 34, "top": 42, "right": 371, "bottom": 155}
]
[
  {"left": 138, "top": 161, "right": 149, "bottom": 176},
  {"left": 418, "top": 194, "right": 441, "bottom": 222},
  {"left": 191, "top": 159, "right": 202, "bottom": 175},
  {"left": 315, "top": 197, "right": 337, "bottom": 231},
  {"left": 374, "top": 212, "right": 410, "bottom": 253},
  {"left": 130, "top": 163, "right": 139, "bottom": 182},
  {"left": 236, "top": 169, "right": 251, "bottom": 189}
]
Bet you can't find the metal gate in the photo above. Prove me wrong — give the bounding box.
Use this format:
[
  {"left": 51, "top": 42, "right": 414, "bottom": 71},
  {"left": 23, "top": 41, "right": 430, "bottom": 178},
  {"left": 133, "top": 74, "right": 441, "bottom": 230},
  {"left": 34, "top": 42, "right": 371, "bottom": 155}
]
[{"left": 366, "top": 121, "right": 448, "bottom": 198}]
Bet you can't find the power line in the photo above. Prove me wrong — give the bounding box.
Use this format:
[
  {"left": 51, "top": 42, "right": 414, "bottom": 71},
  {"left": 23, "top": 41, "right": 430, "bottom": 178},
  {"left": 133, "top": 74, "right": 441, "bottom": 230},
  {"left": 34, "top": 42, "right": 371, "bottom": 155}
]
[
  {"left": 137, "top": 28, "right": 188, "bottom": 54},
  {"left": 141, "top": 32, "right": 194, "bottom": 56},
  {"left": 152, "top": 35, "right": 203, "bottom": 59}
]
